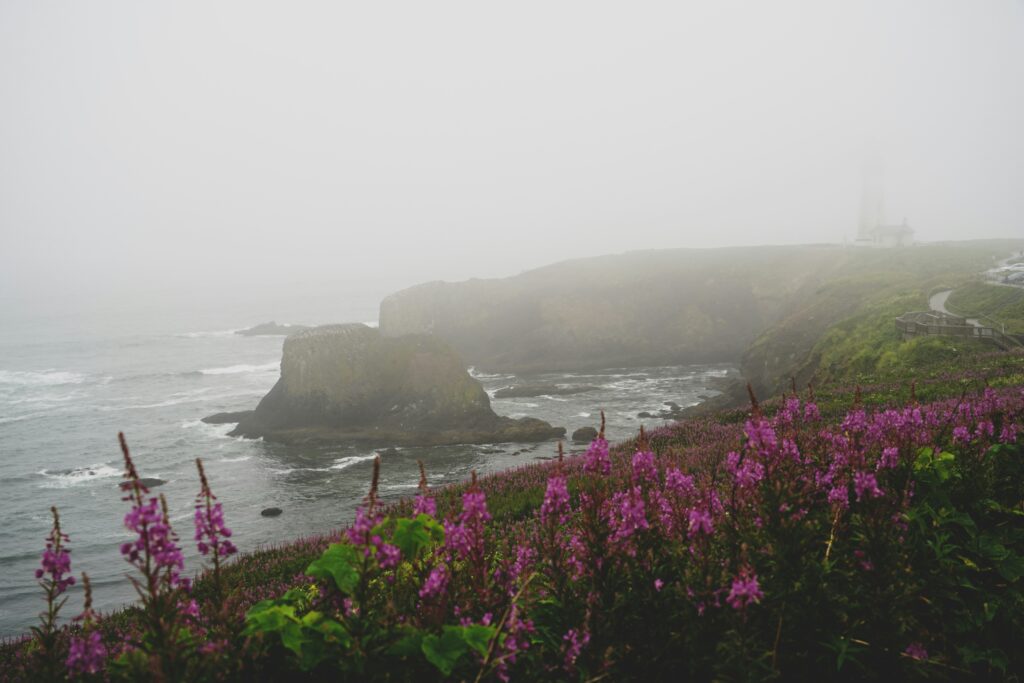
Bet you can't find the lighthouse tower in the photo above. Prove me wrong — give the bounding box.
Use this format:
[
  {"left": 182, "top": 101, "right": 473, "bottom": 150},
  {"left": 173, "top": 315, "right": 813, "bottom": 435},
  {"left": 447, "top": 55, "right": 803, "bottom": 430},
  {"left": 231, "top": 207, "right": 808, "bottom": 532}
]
[
  {"left": 855, "top": 154, "right": 914, "bottom": 248},
  {"left": 857, "top": 155, "right": 885, "bottom": 244}
]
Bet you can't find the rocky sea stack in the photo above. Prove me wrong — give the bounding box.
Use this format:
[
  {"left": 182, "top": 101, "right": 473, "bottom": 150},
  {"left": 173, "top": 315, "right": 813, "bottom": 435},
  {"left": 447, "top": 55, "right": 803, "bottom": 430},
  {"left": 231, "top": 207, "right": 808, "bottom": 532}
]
[{"left": 223, "top": 324, "right": 564, "bottom": 446}]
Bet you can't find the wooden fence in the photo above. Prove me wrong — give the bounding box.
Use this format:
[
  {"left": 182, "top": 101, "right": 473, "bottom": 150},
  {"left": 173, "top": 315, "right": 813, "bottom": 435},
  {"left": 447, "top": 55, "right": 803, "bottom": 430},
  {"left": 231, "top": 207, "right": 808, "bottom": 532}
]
[{"left": 896, "top": 311, "right": 1022, "bottom": 350}]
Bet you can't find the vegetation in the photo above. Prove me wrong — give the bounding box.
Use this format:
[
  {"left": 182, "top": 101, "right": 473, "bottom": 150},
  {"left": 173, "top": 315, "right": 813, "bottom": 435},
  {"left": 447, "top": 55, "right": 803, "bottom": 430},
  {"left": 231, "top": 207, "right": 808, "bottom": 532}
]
[
  {"left": 947, "top": 282, "right": 1024, "bottom": 335},
  {"left": 741, "top": 243, "right": 1022, "bottom": 399},
  {"left": 4, "top": 244, "right": 1024, "bottom": 680},
  {"left": 3, "top": 345, "right": 1023, "bottom": 680}
]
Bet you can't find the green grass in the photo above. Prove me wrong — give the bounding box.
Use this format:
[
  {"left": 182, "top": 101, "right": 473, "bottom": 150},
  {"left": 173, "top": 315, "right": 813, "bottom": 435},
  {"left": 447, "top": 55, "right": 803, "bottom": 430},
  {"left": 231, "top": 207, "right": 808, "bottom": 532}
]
[{"left": 947, "top": 282, "right": 1024, "bottom": 335}]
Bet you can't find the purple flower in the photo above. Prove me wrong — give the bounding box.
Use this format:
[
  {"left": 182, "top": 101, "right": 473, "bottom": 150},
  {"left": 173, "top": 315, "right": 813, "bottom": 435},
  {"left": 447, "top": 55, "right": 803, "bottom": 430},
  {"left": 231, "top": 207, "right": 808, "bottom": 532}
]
[
  {"left": 827, "top": 484, "right": 849, "bottom": 508},
  {"left": 540, "top": 475, "right": 571, "bottom": 525},
  {"left": 744, "top": 418, "right": 778, "bottom": 456},
  {"left": 508, "top": 544, "right": 536, "bottom": 586},
  {"left": 877, "top": 446, "right": 900, "bottom": 470},
  {"left": 582, "top": 437, "right": 611, "bottom": 476},
  {"left": 193, "top": 501, "right": 237, "bottom": 559},
  {"left": 122, "top": 497, "right": 187, "bottom": 589},
  {"left": 665, "top": 468, "right": 696, "bottom": 498},
  {"left": 654, "top": 578, "right": 664, "bottom": 592},
  {"left": 419, "top": 564, "right": 449, "bottom": 599},
  {"left": 444, "top": 519, "right": 473, "bottom": 558},
  {"left": 562, "top": 627, "right": 590, "bottom": 671},
  {"left": 726, "top": 567, "right": 764, "bottom": 610},
  {"left": 687, "top": 508, "right": 714, "bottom": 537},
  {"left": 631, "top": 449, "right": 658, "bottom": 484},
  {"left": 952, "top": 425, "right": 971, "bottom": 444},
  {"left": 377, "top": 542, "right": 401, "bottom": 569},
  {"left": 460, "top": 490, "right": 492, "bottom": 525},
  {"left": 413, "top": 494, "right": 437, "bottom": 517},
  {"left": 36, "top": 547, "right": 75, "bottom": 595},
  {"left": 66, "top": 630, "right": 107, "bottom": 675},
  {"left": 853, "top": 471, "right": 884, "bottom": 501},
  {"left": 346, "top": 507, "right": 379, "bottom": 545},
  {"left": 725, "top": 451, "right": 765, "bottom": 489},
  {"left": 904, "top": 642, "right": 928, "bottom": 661},
  {"left": 608, "top": 486, "right": 649, "bottom": 546}
]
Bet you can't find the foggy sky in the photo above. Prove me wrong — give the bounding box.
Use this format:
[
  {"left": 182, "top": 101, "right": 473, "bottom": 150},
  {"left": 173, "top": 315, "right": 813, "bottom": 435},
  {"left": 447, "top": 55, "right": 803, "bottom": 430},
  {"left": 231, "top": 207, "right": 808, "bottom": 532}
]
[{"left": 2, "top": 1, "right": 1023, "bottom": 316}]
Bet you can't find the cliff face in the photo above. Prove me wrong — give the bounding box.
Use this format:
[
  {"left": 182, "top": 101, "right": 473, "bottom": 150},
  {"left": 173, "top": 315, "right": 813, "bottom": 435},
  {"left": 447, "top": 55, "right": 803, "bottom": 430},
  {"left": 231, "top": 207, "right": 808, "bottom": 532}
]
[
  {"left": 229, "top": 324, "right": 564, "bottom": 445},
  {"left": 379, "top": 246, "right": 850, "bottom": 373}
]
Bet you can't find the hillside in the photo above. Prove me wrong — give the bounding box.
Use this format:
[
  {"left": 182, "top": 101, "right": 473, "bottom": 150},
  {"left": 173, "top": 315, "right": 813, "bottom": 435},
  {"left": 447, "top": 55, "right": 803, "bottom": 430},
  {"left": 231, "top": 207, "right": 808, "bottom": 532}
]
[
  {"left": 946, "top": 282, "right": 1024, "bottom": 335},
  {"left": 380, "top": 242, "right": 1021, "bottom": 388},
  {"left": 380, "top": 245, "right": 852, "bottom": 373}
]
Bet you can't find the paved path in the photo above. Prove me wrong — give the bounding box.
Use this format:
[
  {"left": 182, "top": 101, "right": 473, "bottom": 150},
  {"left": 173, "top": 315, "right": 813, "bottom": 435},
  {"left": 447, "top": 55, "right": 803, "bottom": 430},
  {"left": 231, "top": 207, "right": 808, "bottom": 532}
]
[{"left": 928, "top": 290, "right": 981, "bottom": 327}]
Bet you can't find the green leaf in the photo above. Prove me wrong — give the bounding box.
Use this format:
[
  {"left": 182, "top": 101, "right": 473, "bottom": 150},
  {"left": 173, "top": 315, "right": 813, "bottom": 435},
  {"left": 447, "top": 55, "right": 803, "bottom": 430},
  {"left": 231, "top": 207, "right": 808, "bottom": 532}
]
[
  {"left": 421, "top": 628, "right": 470, "bottom": 676},
  {"left": 307, "top": 543, "right": 361, "bottom": 594},
  {"left": 279, "top": 621, "right": 310, "bottom": 660},
  {"left": 243, "top": 602, "right": 299, "bottom": 635},
  {"left": 388, "top": 630, "right": 425, "bottom": 657},
  {"left": 392, "top": 517, "right": 433, "bottom": 560},
  {"left": 460, "top": 624, "right": 497, "bottom": 656},
  {"left": 997, "top": 554, "right": 1024, "bottom": 582}
]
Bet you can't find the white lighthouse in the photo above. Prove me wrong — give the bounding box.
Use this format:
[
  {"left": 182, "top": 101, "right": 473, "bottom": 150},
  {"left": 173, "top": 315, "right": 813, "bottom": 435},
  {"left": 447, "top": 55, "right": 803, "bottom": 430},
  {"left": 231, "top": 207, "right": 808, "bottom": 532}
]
[{"left": 854, "top": 155, "right": 914, "bottom": 248}]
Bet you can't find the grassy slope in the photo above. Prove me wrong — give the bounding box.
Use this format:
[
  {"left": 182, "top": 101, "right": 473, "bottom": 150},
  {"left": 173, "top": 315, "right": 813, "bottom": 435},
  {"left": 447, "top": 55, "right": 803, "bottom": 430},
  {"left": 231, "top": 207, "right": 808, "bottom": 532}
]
[
  {"left": 947, "top": 282, "right": 1024, "bottom": 335},
  {"left": 741, "top": 241, "right": 1024, "bottom": 399}
]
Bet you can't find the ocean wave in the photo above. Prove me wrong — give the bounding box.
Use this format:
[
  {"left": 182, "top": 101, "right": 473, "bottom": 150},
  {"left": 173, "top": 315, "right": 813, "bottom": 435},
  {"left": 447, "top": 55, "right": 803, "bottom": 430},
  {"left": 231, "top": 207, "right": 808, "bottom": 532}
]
[
  {"left": 37, "top": 463, "right": 122, "bottom": 489},
  {"left": 175, "top": 329, "right": 239, "bottom": 339},
  {"left": 467, "top": 367, "right": 514, "bottom": 381},
  {"left": 181, "top": 419, "right": 236, "bottom": 438},
  {"left": 539, "top": 395, "right": 569, "bottom": 402},
  {"left": 200, "top": 361, "right": 279, "bottom": 376},
  {"left": 329, "top": 454, "right": 379, "bottom": 471},
  {"left": 0, "top": 370, "right": 87, "bottom": 387},
  {"left": 218, "top": 455, "right": 251, "bottom": 463}
]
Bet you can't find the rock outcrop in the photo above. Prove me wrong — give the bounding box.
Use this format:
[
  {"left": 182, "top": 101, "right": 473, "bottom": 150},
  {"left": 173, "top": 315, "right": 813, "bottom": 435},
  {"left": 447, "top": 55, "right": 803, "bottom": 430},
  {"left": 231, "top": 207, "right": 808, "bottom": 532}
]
[
  {"left": 571, "top": 426, "right": 598, "bottom": 443},
  {"left": 226, "top": 324, "right": 564, "bottom": 446}
]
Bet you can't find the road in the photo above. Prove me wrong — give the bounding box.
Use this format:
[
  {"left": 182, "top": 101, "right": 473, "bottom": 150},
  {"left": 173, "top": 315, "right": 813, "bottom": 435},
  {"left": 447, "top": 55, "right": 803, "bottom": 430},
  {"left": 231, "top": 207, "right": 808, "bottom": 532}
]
[{"left": 928, "top": 290, "right": 982, "bottom": 327}]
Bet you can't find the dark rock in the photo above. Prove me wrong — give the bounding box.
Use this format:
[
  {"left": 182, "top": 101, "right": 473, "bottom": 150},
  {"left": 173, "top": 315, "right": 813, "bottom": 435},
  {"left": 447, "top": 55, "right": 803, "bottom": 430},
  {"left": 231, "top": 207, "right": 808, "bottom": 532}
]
[
  {"left": 493, "top": 384, "right": 599, "bottom": 399},
  {"left": 637, "top": 411, "right": 654, "bottom": 418},
  {"left": 202, "top": 411, "right": 253, "bottom": 425},
  {"left": 571, "top": 426, "right": 599, "bottom": 443},
  {"left": 236, "top": 321, "right": 311, "bottom": 337},
  {"left": 261, "top": 507, "right": 283, "bottom": 517},
  {"left": 229, "top": 324, "right": 565, "bottom": 446}
]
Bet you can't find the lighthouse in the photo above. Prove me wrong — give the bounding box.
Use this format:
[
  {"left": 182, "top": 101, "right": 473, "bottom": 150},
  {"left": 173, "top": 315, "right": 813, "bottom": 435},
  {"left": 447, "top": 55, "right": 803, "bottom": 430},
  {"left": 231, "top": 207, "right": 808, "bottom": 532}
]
[{"left": 854, "top": 155, "right": 914, "bottom": 248}]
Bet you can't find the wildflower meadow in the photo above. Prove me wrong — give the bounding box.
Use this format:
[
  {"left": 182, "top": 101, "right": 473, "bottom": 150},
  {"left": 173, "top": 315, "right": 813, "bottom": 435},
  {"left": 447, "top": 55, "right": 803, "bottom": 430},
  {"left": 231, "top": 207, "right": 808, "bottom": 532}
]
[{"left": 3, "top": 371, "right": 1023, "bottom": 680}]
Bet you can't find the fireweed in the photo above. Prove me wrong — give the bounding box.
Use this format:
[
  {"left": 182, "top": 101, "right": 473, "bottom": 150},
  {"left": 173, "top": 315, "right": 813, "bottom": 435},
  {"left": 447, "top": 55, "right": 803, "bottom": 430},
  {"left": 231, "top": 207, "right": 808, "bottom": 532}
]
[
  {"left": 30, "top": 506, "right": 75, "bottom": 679},
  {"left": 5, "top": 381, "right": 1024, "bottom": 681}
]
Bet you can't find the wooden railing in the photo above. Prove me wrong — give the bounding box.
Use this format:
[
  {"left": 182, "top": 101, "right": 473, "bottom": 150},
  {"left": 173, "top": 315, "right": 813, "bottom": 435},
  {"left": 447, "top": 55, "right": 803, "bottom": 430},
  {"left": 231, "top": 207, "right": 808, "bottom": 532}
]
[{"left": 895, "top": 311, "right": 1022, "bottom": 350}]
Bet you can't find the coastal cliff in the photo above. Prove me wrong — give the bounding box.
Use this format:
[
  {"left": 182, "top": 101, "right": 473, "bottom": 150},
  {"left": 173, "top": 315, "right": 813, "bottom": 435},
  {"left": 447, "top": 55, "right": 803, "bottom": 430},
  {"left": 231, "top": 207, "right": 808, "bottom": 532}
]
[
  {"left": 379, "top": 246, "right": 850, "bottom": 374},
  {"left": 226, "top": 324, "right": 564, "bottom": 445}
]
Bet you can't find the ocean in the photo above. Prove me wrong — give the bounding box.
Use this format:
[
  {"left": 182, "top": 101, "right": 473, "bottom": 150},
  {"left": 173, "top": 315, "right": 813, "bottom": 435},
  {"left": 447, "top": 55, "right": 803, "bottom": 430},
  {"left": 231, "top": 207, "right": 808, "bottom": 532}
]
[{"left": 0, "top": 299, "right": 731, "bottom": 638}]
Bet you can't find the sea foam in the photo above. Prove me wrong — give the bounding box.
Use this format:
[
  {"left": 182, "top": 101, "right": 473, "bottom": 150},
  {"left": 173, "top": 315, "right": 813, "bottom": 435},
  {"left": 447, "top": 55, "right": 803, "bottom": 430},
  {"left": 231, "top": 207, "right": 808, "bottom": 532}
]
[{"left": 200, "top": 361, "right": 279, "bottom": 376}]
